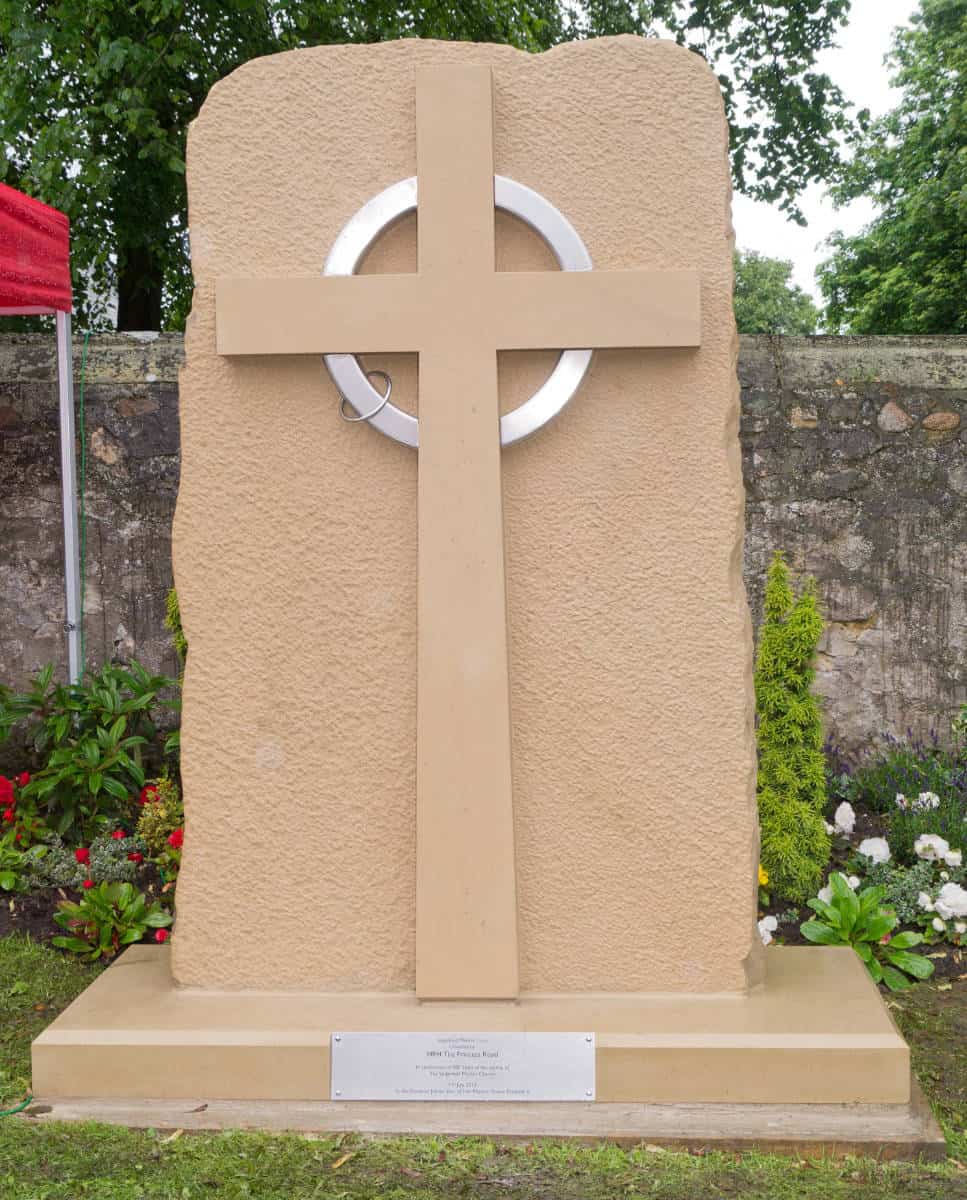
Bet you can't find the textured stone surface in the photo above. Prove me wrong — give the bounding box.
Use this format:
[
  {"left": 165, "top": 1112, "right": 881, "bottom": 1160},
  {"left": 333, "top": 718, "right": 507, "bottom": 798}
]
[
  {"left": 172, "top": 37, "right": 758, "bottom": 994},
  {"left": 741, "top": 334, "right": 967, "bottom": 749},
  {"left": 0, "top": 332, "right": 182, "bottom": 715}
]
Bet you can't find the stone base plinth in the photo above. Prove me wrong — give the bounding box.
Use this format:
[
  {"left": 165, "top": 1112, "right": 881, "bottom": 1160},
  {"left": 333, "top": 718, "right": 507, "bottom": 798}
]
[{"left": 34, "top": 946, "right": 912, "bottom": 1109}]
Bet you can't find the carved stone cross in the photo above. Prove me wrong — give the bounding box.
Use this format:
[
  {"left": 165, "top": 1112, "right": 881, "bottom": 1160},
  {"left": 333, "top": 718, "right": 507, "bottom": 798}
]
[{"left": 216, "top": 65, "right": 700, "bottom": 1001}]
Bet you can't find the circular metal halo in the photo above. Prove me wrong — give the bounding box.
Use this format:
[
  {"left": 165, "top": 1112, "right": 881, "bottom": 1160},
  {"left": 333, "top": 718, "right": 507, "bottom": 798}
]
[{"left": 323, "top": 176, "right": 593, "bottom": 448}]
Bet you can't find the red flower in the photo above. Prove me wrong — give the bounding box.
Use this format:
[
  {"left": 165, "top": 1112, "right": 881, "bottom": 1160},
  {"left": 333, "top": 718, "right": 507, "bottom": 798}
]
[
  {"left": 111, "top": 829, "right": 126, "bottom": 840},
  {"left": 127, "top": 851, "right": 144, "bottom": 864},
  {"left": 1, "top": 808, "right": 13, "bottom": 823},
  {"left": 139, "top": 784, "right": 159, "bottom": 805},
  {"left": 167, "top": 828, "right": 184, "bottom": 850},
  {"left": 82, "top": 878, "right": 94, "bottom": 890},
  {"left": 74, "top": 848, "right": 90, "bottom": 864},
  {"left": 0, "top": 777, "right": 13, "bottom": 804},
  {"left": 15, "top": 772, "right": 30, "bottom": 788},
  {"left": 154, "top": 929, "right": 170, "bottom": 944}
]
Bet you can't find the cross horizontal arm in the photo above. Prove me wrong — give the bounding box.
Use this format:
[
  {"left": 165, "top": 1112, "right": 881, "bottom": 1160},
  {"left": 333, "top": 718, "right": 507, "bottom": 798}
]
[
  {"left": 489, "top": 269, "right": 701, "bottom": 349},
  {"left": 216, "top": 275, "right": 424, "bottom": 356}
]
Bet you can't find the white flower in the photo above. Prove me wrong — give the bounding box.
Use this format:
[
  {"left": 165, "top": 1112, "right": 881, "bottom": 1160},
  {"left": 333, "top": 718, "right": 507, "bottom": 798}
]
[
  {"left": 934, "top": 882, "right": 967, "bottom": 920},
  {"left": 834, "top": 802, "right": 856, "bottom": 835},
  {"left": 917, "top": 791, "right": 941, "bottom": 811},
  {"left": 932, "top": 917, "right": 945, "bottom": 933},
  {"left": 941, "top": 871, "right": 950, "bottom": 882},
  {"left": 818, "top": 885, "right": 833, "bottom": 904},
  {"left": 858, "top": 837, "right": 891, "bottom": 864},
  {"left": 914, "top": 834, "right": 950, "bottom": 862},
  {"left": 757, "top": 915, "right": 778, "bottom": 946},
  {"left": 847, "top": 875, "right": 861, "bottom": 890},
  {"left": 895, "top": 793, "right": 908, "bottom": 810},
  {"left": 956, "top": 922, "right": 966, "bottom": 935},
  {"left": 944, "top": 848, "right": 963, "bottom": 868},
  {"left": 917, "top": 891, "right": 934, "bottom": 912},
  {"left": 824, "top": 821, "right": 835, "bottom": 835}
]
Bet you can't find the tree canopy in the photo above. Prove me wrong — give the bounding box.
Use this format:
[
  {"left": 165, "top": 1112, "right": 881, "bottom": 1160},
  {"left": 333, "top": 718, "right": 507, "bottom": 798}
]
[
  {"left": 1, "top": 1, "right": 857, "bottom": 330},
  {"left": 733, "top": 249, "right": 819, "bottom": 334},
  {"left": 818, "top": 0, "right": 967, "bottom": 334}
]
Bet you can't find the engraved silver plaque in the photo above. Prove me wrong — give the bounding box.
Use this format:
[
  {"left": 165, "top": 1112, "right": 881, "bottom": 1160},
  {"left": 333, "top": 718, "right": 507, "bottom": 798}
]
[{"left": 330, "top": 1032, "right": 595, "bottom": 1102}]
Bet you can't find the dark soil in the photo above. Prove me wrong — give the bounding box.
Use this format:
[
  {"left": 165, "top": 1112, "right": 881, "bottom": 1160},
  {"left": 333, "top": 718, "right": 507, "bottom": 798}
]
[{"left": 0, "top": 887, "right": 71, "bottom": 944}]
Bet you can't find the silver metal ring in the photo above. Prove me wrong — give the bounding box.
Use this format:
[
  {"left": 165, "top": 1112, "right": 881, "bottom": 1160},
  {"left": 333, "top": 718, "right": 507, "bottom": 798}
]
[
  {"left": 323, "top": 176, "right": 593, "bottom": 448},
  {"left": 339, "top": 369, "right": 392, "bottom": 424}
]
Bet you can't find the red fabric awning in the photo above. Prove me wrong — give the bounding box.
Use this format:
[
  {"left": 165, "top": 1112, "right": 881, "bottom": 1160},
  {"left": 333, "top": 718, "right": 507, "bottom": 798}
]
[{"left": 0, "top": 182, "right": 72, "bottom": 315}]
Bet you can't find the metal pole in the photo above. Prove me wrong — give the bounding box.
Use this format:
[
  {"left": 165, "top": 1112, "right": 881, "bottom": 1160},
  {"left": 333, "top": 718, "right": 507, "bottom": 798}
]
[{"left": 55, "top": 310, "right": 83, "bottom": 684}]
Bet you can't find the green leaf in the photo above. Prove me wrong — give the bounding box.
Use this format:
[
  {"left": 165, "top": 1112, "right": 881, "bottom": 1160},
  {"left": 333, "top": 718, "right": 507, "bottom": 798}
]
[
  {"left": 881, "top": 965, "right": 914, "bottom": 992},
  {"left": 862, "top": 913, "right": 896, "bottom": 943},
  {"left": 88, "top": 772, "right": 103, "bottom": 796},
  {"left": 806, "top": 898, "right": 842, "bottom": 926},
  {"left": 887, "top": 931, "right": 924, "bottom": 950},
  {"left": 884, "top": 949, "right": 934, "bottom": 980},
  {"left": 863, "top": 955, "right": 883, "bottom": 984},
  {"left": 101, "top": 775, "right": 129, "bottom": 801},
  {"left": 800, "top": 921, "right": 845, "bottom": 946}
]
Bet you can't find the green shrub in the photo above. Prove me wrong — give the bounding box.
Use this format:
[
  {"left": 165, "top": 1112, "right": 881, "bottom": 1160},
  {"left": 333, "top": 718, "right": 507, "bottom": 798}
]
[
  {"left": 843, "top": 733, "right": 958, "bottom": 814},
  {"left": 889, "top": 791, "right": 966, "bottom": 865},
  {"left": 165, "top": 588, "right": 187, "bottom": 664},
  {"left": 0, "top": 661, "right": 177, "bottom": 842},
  {"left": 755, "top": 553, "right": 830, "bottom": 902},
  {"left": 801, "top": 871, "right": 934, "bottom": 991},
  {"left": 30, "top": 831, "right": 148, "bottom": 889},
  {"left": 53, "top": 881, "right": 171, "bottom": 961},
  {"left": 136, "top": 775, "right": 183, "bottom": 857},
  {"left": 0, "top": 829, "right": 46, "bottom": 893},
  {"left": 860, "top": 859, "right": 956, "bottom": 924}
]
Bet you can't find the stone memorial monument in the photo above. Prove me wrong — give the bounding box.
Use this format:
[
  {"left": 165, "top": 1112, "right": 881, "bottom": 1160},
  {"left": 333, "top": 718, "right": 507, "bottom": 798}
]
[{"left": 33, "top": 36, "right": 931, "bottom": 1148}]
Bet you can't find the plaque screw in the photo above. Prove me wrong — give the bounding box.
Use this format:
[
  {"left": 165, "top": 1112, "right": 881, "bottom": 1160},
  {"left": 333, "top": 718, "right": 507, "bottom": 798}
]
[
  {"left": 585, "top": 1090, "right": 593, "bottom": 1097},
  {"left": 334, "top": 1035, "right": 342, "bottom": 1042},
  {"left": 585, "top": 1036, "right": 592, "bottom": 1043},
  {"left": 335, "top": 1090, "right": 342, "bottom": 1096}
]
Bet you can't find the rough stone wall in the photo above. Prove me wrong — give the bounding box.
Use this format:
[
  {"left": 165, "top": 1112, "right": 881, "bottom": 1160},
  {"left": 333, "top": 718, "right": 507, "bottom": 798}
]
[
  {"left": 0, "top": 333, "right": 183, "bottom": 692},
  {"left": 1, "top": 332, "right": 964, "bottom": 751},
  {"left": 741, "top": 335, "right": 966, "bottom": 749}
]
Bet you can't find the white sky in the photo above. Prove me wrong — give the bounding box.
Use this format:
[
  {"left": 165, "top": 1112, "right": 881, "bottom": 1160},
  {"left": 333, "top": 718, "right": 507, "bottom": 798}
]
[{"left": 732, "top": 0, "right": 918, "bottom": 302}]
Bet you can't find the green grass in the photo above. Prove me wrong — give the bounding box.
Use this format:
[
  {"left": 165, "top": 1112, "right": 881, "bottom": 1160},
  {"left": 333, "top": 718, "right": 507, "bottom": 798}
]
[
  {"left": 0, "top": 935, "right": 103, "bottom": 1108},
  {"left": 0, "top": 934, "right": 965, "bottom": 1199},
  {"left": 890, "top": 981, "right": 967, "bottom": 1160}
]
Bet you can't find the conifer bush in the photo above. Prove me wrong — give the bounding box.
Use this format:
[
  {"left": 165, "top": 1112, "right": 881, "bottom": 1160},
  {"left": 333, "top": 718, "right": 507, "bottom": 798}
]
[{"left": 755, "top": 553, "right": 830, "bottom": 902}]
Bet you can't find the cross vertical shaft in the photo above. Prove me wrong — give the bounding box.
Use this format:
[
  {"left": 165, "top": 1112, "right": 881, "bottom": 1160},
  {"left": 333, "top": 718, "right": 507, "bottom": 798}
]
[{"left": 414, "top": 66, "right": 520, "bottom": 1000}]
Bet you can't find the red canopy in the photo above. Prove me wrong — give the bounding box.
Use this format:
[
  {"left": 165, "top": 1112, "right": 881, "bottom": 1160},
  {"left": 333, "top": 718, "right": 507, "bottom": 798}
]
[{"left": 0, "top": 181, "right": 71, "bottom": 315}]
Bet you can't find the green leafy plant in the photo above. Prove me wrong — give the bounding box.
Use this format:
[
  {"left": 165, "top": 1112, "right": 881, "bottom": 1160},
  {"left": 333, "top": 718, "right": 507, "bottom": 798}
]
[
  {"left": 53, "top": 882, "right": 172, "bottom": 961},
  {"left": 1, "top": 661, "right": 178, "bottom": 841},
  {"left": 841, "top": 734, "right": 959, "bottom": 815},
  {"left": 801, "top": 872, "right": 934, "bottom": 992},
  {"left": 165, "top": 588, "right": 188, "bottom": 664},
  {"left": 755, "top": 553, "right": 830, "bottom": 902},
  {"left": 30, "top": 831, "right": 148, "bottom": 890},
  {"left": 890, "top": 792, "right": 966, "bottom": 866},
  {"left": 861, "top": 860, "right": 955, "bottom": 925},
  {"left": 0, "top": 829, "right": 46, "bottom": 893}
]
